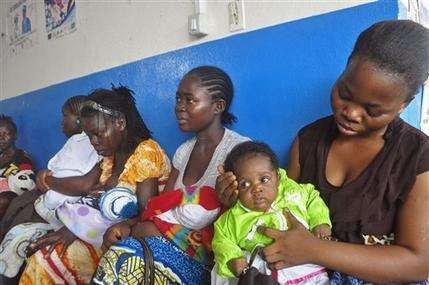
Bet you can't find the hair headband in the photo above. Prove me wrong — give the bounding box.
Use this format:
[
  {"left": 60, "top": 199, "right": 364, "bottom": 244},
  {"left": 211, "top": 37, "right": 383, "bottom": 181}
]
[{"left": 83, "top": 100, "right": 123, "bottom": 117}]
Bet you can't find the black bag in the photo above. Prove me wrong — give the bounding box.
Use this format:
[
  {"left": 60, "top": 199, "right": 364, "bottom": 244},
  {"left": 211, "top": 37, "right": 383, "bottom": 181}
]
[
  {"left": 137, "top": 237, "right": 155, "bottom": 285},
  {"left": 238, "top": 246, "right": 278, "bottom": 285}
]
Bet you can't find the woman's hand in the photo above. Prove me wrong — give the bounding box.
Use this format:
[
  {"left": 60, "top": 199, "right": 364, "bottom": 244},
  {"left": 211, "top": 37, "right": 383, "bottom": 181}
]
[
  {"left": 36, "top": 169, "right": 53, "bottom": 192},
  {"left": 101, "top": 220, "right": 132, "bottom": 252},
  {"left": 215, "top": 165, "right": 239, "bottom": 208},
  {"left": 259, "top": 210, "right": 320, "bottom": 270},
  {"left": 90, "top": 183, "right": 106, "bottom": 192},
  {"left": 27, "top": 226, "right": 76, "bottom": 258}
]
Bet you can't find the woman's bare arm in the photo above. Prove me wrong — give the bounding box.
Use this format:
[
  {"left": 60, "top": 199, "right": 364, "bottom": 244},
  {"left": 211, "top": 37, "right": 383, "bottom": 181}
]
[
  {"left": 136, "top": 178, "right": 159, "bottom": 210},
  {"left": 44, "top": 163, "right": 101, "bottom": 195},
  {"left": 162, "top": 167, "right": 179, "bottom": 192},
  {"left": 262, "top": 171, "right": 429, "bottom": 283},
  {"left": 286, "top": 136, "right": 300, "bottom": 181},
  {"left": 314, "top": 172, "right": 429, "bottom": 281}
]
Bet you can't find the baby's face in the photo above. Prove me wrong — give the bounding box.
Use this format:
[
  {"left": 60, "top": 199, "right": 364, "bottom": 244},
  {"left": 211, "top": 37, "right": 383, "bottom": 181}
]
[{"left": 235, "top": 154, "right": 278, "bottom": 212}]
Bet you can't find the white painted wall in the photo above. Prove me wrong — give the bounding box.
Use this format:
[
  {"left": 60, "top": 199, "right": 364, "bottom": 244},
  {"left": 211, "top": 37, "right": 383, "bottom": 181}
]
[{"left": 0, "top": 0, "right": 372, "bottom": 100}]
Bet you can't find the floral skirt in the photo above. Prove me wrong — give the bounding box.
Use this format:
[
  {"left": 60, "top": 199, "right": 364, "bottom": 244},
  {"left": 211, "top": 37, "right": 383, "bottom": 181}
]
[{"left": 92, "top": 236, "right": 210, "bottom": 285}]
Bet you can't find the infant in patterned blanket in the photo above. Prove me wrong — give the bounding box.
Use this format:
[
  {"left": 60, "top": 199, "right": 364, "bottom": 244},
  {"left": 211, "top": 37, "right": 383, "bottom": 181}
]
[{"left": 212, "top": 141, "right": 331, "bottom": 285}]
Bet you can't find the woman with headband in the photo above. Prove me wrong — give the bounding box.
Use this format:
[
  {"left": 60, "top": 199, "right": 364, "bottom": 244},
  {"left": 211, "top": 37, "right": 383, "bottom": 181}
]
[{"left": 20, "top": 87, "right": 170, "bottom": 285}]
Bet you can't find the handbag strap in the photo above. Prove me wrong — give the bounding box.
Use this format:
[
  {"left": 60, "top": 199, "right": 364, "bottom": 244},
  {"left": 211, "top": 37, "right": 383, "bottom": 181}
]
[
  {"left": 248, "top": 245, "right": 264, "bottom": 268},
  {"left": 137, "top": 237, "right": 155, "bottom": 285}
]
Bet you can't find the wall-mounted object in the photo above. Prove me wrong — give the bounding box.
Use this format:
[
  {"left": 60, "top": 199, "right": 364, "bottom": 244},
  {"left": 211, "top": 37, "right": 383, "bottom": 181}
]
[
  {"left": 188, "top": 13, "right": 208, "bottom": 37},
  {"left": 229, "top": 0, "right": 245, "bottom": 32},
  {"left": 45, "top": 0, "right": 77, "bottom": 40},
  {"left": 188, "top": 0, "right": 208, "bottom": 37},
  {"left": 6, "top": 0, "right": 39, "bottom": 56}
]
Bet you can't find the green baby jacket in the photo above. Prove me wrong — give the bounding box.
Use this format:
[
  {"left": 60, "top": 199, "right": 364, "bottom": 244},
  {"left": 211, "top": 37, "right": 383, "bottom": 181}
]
[{"left": 212, "top": 168, "right": 331, "bottom": 277}]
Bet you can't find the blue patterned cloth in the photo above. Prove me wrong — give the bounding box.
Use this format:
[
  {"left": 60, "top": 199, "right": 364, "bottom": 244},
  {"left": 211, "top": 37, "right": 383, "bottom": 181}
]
[
  {"left": 99, "top": 187, "right": 138, "bottom": 221},
  {"left": 330, "top": 272, "right": 365, "bottom": 285},
  {"left": 92, "top": 236, "right": 210, "bottom": 285}
]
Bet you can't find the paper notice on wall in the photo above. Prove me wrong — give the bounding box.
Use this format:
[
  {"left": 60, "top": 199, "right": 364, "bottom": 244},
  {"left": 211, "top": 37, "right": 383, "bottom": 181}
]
[
  {"left": 419, "top": 0, "right": 429, "bottom": 28},
  {"left": 408, "top": 0, "right": 420, "bottom": 21},
  {"left": 7, "top": 0, "right": 38, "bottom": 56},
  {"left": 45, "top": 0, "right": 76, "bottom": 40}
]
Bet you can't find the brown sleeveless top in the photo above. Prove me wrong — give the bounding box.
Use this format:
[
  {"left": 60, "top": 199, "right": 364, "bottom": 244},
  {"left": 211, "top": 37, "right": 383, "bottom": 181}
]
[{"left": 298, "top": 116, "right": 429, "bottom": 244}]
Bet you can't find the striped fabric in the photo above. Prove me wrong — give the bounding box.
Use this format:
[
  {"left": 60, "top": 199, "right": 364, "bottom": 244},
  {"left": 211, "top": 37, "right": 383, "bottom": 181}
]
[{"left": 19, "top": 241, "right": 101, "bottom": 285}]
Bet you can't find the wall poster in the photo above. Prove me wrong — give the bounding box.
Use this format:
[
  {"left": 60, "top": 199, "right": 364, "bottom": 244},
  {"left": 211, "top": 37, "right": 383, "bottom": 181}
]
[
  {"left": 44, "top": 0, "right": 76, "bottom": 40},
  {"left": 7, "top": 0, "right": 38, "bottom": 56}
]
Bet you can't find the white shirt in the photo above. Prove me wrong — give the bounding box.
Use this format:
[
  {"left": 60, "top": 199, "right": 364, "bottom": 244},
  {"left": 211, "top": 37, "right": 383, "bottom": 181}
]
[
  {"left": 48, "top": 132, "right": 101, "bottom": 178},
  {"left": 158, "top": 128, "right": 250, "bottom": 229}
]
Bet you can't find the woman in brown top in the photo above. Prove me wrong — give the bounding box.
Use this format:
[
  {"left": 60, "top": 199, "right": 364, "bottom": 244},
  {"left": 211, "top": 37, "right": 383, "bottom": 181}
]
[
  {"left": 0, "top": 115, "right": 35, "bottom": 220},
  {"left": 216, "top": 20, "right": 429, "bottom": 283}
]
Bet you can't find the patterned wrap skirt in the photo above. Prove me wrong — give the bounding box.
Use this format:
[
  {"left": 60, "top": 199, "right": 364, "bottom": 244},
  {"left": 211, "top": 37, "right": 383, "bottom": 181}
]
[{"left": 92, "top": 236, "right": 210, "bottom": 285}]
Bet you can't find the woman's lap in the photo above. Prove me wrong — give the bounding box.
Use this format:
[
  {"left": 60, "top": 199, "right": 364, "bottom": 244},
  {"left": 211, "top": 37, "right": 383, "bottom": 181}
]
[
  {"left": 92, "top": 236, "right": 210, "bottom": 285},
  {"left": 0, "top": 222, "right": 52, "bottom": 278},
  {"left": 19, "top": 240, "right": 101, "bottom": 285},
  {"left": 0, "top": 190, "right": 44, "bottom": 241}
]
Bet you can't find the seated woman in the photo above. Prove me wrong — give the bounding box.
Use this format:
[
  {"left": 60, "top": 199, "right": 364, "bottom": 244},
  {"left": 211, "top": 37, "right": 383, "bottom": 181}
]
[
  {"left": 19, "top": 86, "right": 170, "bottom": 285},
  {"left": 92, "top": 66, "right": 250, "bottom": 285},
  {"left": 0, "top": 115, "right": 36, "bottom": 220},
  {"left": 0, "top": 95, "right": 99, "bottom": 280},
  {"left": 217, "top": 20, "right": 429, "bottom": 283}
]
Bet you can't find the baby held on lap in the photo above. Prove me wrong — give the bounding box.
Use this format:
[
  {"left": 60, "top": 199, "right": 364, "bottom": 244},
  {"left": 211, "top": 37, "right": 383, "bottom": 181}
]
[{"left": 212, "top": 141, "right": 331, "bottom": 285}]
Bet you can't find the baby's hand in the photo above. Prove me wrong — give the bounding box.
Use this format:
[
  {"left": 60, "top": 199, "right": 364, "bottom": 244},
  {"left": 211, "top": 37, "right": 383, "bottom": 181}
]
[
  {"left": 102, "top": 221, "right": 131, "bottom": 252},
  {"left": 228, "top": 257, "right": 248, "bottom": 277},
  {"left": 312, "top": 224, "right": 332, "bottom": 239},
  {"left": 131, "top": 221, "right": 161, "bottom": 238}
]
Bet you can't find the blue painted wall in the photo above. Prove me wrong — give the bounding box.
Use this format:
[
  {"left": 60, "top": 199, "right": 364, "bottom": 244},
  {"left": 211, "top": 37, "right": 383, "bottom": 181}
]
[{"left": 1, "top": 1, "right": 405, "bottom": 170}]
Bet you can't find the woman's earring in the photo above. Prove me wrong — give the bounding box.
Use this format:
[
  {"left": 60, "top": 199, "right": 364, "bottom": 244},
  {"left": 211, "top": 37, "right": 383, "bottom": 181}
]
[{"left": 76, "top": 119, "right": 81, "bottom": 125}]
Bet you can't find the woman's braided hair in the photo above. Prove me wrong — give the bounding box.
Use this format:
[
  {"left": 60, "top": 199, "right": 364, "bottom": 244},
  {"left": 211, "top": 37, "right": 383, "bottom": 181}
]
[
  {"left": 63, "top": 95, "right": 88, "bottom": 116},
  {"left": 185, "top": 66, "right": 237, "bottom": 125}
]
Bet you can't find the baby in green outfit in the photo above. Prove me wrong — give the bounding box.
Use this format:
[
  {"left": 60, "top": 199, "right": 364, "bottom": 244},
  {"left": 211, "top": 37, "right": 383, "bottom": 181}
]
[{"left": 212, "top": 141, "right": 331, "bottom": 284}]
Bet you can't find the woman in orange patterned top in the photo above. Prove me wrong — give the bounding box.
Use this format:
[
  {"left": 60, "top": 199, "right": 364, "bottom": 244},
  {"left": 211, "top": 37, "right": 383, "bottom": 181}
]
[
  {"left": 19, "top": 86, "right": 170, "bottom": 285},
  {"left": 92, "top": 66, "right": 249, "bottom": 285}
]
